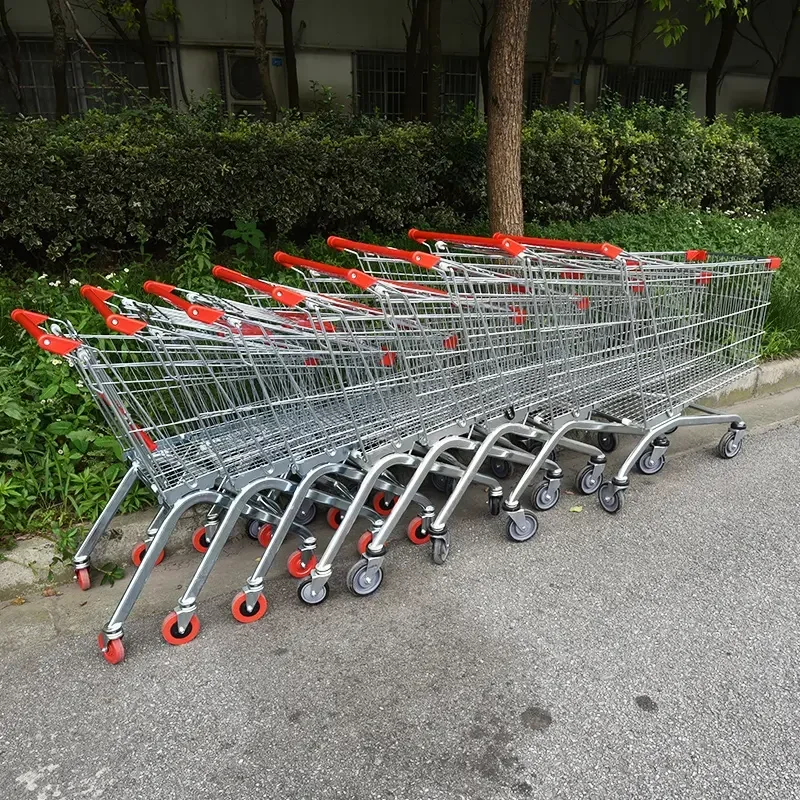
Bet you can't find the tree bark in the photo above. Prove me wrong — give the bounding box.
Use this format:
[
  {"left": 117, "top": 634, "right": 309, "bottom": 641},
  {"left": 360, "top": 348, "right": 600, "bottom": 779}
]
[
  {"left": 706, "top": 5, "right": 738, "bottom": 120},
  {"left": 131, "top": 0, "right": 161, "bottom": 98},
  {"left": 47, "top": 0, "right": 69, "bottom": 118},
  {"left": 404, "top": 0, "right": 427, "bottom": 119},
  {"left": 253, "top": 0, "right": 278, "bottom": 120},
  {"left": 579, "top": 35, "right": 596, "bottom": 106},
  {"left": 0, "top": 0, "right": 25, "bottom": 112},
  {"left": 273, "top": 0, "right": 299, "bottom": 110},
  {"left": 541, "top": 0, "right": 560, "bottom": 107},
  {"left": 487, "top": 0, "right": 530, "bottom": 234},
  {"left": 763, "top": 0, "right": 800, "bottom": 111},
  {"left": 426, "top": 0, "right": 442, "bottom": 121}
]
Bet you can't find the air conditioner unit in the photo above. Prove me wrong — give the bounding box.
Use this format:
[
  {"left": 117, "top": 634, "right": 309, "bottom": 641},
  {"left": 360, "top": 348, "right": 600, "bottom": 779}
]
[{"left": 223, "top": 50, "right": 266, "bottom": 115}]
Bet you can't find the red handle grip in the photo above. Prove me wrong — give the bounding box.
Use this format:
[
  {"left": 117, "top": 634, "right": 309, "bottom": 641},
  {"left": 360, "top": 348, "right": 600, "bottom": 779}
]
[
  {"left": 408, "top": 229, "right": 504, "bottom": 249},
  {"left": 11, "top": 309, "right": 81, "bottom": 356},
  {"left": 495, "top": 233, "right": 624, "bottom": 260},
  {"left": 274, "top": 251, "right": 377, "bottom": 290},
  {"left": 212, "top": 265, "right": 280, "bottom": 296},
  {"left": 326, "top": 236, "right": 440, "bottom": 269},
  {"left": 79, "top": 285, "right": 146, "bottom": 335},
  {"left": 143, "top": 281, "right": 192, "bottom": 312}
]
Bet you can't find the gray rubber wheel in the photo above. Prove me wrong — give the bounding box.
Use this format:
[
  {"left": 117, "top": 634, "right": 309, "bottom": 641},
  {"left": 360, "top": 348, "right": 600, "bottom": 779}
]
[
  {"left": 431, "top": 536, "right": 450, "bottom": 565},
  {"left": 431, "top": 473, "right": 457, "bottom": 495},
  {"left": 246, "top": 519, "right": 261, "bottom": 540},
  {"left": 488, "top": 494, "right": 502, "bottom": 516},
  {"left": 488, "top": 458, "right": 514, "bottom": 480},
  {"left": 297, "top": 577, "right": 328, "bottom": 605},
  {"left": 505, "top": 511, "right": 538, "bottom": 542},
  {"left": 575, "top": 465, "right": 602, "bottom": 495},
  {"left": 636, "top": 449, "right": 666, "bottom": 475},
  {"left": 531, "top": 481, "right": 560, "bottom": 511},
  {"left": 597, "top": 432, "right": 617, "bottom": 453},
  {"left": 295, "top": 501, "right": 317, "bottom": 526},
  {"left": 346, "top": 560, "right": 383, "bottom": 596},
  {"left": 717, "top": 430, "right": 743, "bottom": 459},
  {"left": 598, "top": 482, "right": 625, "bottom": 514}
]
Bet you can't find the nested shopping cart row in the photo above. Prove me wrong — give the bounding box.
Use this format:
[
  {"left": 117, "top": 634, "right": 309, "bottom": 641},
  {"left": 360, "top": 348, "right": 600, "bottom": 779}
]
[{"left": 12, "top": 228, "right": 779, "bottom": 663}]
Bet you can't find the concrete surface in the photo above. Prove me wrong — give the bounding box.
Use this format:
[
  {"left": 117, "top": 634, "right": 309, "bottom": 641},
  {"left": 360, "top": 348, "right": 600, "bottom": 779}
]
[{"left": 0, "top": 390, "right": 799, "bottom": 799}]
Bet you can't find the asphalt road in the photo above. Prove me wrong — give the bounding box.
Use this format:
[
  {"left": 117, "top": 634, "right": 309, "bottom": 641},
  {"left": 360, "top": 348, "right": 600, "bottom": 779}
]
[{"left": 1, "top": 411, "right": 799, "bottom": 800}]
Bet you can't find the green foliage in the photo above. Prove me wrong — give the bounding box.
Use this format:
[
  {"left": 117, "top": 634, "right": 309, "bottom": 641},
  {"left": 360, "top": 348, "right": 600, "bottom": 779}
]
[
  {"left": 739, "top": 114, "right": 800, "bottom": 209},
  {"left": 0, "top": 98, "right": 777, "bottom": 265}
]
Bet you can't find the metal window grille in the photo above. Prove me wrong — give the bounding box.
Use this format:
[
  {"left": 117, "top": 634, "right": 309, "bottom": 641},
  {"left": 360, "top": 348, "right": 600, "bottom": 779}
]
[
  {"left": 442, "top": 55, "right": 478, "bottom": 112},
  {"left": 604, "top": 65, "right": 691, "bottom": 107},
  {"left": 527, "top": 72, "right": 543, "bottom": 112},
  {"left": 0, "top": 38, "right": 171, "bottom": 118}
]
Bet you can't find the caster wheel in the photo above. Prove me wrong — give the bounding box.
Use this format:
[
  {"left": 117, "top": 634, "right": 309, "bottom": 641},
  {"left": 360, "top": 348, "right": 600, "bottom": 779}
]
[
  {"left": 256, "top": 523, "right": 273, "bottom": 548},
  {"left": 295, "top": 500, "right": 317, "bottom": 526},
  {"left": 575, "top": 464, "right": 602, "bottom": 495},
  {"left": 97, "top": 634, "right": 125, "bottom": 665},
  {"left": 431, "top": 473, "right": 457, "bottom": 495},
  {"left": 346, "top": 560, "right": 383, "bottom": 596},
  {"left": 287, "top": 550, "right": 317, "bottom": 579},
  {"left": 246, "top": 518, "right": 262, "bottom": 540},
  {"left": 357, "top": 531, "right": 374, "bottom": 555},
  {"left": 298, "top": 577, "right": 328, "bottom": 605},
  {"left": 161, "top": 611, "right": 201, "bottom": 646},
  {"left": 597, "top": 432, "right": 618, "bottom": 453},
  {"left": 192, "top": 526, "right": 211, "bottom": 553},
  {"left": 717, "top": 430, "right": 743, "bottom": 459},
  {"left": 231, "top": 591, "right": 268, "bottom": 624},
  {"left": 531, "top": 481, "right": 560, "bottom": 511},
  {"left": 664, "top": 426, "right": 678, "bottom": 435},
  {"left": 520, "top": 438, "right": 542, "bottom": 454},
  {"left": 75, "top": 568, "right": 91, "bottom": 591},
  {"left": 505, "top": 511, "right": 538, "bottom": 542},
  {"left": 131, "top": 541, "right": 165, "bottom": 568},
  {"left": 372, "top": 492, "right": 396, "bottom": 516},
  {"left": 636, "top": 448, "right": 666, "bottom": 475},
  {"left": 488, "top": 494, "right": 502, "bottom": 516},
  {"left": 431, "top": 536, "right": 450, "bottom": 565},
  {"left": 488, "top": 458, "right": 514, "bottom": 479},
  {"left": 598, "top": 482, "right": 625, "bottom": 514},
  {"left": 407, "top": 516, "right": 430, "bottom": 545},
  {"left": 326, "top": 507, "right": 343, "bottom": 530}
]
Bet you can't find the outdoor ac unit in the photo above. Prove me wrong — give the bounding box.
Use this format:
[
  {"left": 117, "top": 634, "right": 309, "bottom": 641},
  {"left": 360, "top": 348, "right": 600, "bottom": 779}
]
[{"left": 223, "top": 50, "right": 266, "bottom": 114}]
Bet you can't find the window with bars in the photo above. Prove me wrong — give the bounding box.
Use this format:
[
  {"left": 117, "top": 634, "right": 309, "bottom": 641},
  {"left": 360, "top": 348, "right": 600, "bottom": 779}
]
[
  {"left": 603, "top": 65, "right": 691, "bottom": 107},
  {"left": 0, "top": 39, "right": 171, "bottom": 118},
  {"left": 355, "top": 52, "right": 478, "bottom": 119}
]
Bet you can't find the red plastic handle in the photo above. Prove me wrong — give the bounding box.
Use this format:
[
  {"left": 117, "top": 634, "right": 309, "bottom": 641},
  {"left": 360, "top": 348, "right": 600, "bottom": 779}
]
[
  {"left": 326, "top": 236, "right": 440, "bottom": 269},
  {"left": 495, "top": 233, "right": 624, "bottom": 260},
  {"left": 212, "top": 265, "right": 281, "bottom": 296},
  {"left": 408, "top": 229, "right": 504, "bottom": 249},
  {"left": 79, "top": 285, "right": 146, "bottom": 335},
  {"left": 143, "top": 281, "right": 192, "bottom": 312},
  {"left": 274, "top": 251, "right": 377, "bottom": 290},
  {"left": 11, "top": 309, "right": 80, "bottom": 356}
]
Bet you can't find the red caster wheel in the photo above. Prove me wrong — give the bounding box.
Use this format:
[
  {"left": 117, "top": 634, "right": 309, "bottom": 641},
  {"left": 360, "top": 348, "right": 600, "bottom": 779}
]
[
  {"left": 326, "top": 507, "right": 343, "bottom": 530},
  {"left": 161, "top": 611, "right": 201, "bottom": 646},
  {"left": 357, "top": 531, "right": 374, "bottom": 555},
  {"left": 372, "top": 492, "right": 397, "bottom": 517},
  {"left": 257, "top": 523, "right": 273, "bottom": 548},
  {"left": 287, "top": 550, "right": 317, "bottom": 579},
  {"left": 407, "top": 517, "right": 430, "bottom": 545},
  {"left": 97, "top": 634, "right": 125, "bottom": 665},
  {"left": 192, "top": 526, "right": 211, "bottom": 554},
  {"left": 231, "top": 591, "right": 269, "bottom": 624},
  {"left": 75, "top": 568, "right": 91, "bottom": 591},
  {"left": 131, "top": 541, "right": 165, "bottom": 567}
]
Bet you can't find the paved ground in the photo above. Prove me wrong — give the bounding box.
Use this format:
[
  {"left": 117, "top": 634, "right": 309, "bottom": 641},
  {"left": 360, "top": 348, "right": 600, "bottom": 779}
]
[{"left": 1, "top": 393, "right": 799, "bottom": 800}]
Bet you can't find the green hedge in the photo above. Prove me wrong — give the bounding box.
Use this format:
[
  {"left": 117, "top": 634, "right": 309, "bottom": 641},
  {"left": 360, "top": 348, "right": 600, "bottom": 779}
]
[{"left": 0, "top": 97, "right": 775, "bottom": 264}]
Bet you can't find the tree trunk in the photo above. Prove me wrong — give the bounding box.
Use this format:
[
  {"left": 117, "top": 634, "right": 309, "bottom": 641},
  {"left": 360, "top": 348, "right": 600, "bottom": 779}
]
[
  {"left": 0, "top": 0, "right": 25, "bottom": 112},
  {"left": 275, "top": 0, "right": 299, "bottom": 110},
  {"left": 253, "top": 0, "right": 278, "bottom": 120},
  {"left": 705, "top": 6, "right": 738, "bottom": 120},
  {"left": 47, "top": 0, "right": 69, "bottom": 118},
  {"left": 541, "top": 0, "right": 560, "bottom": 107},
  {"left": 623, "top": 0, "right": 646, "bottom": 105},
  {"left": 477, "top": 1, "right": 491, "bottom": 117},
  {"left": 763, "top": 0, "right": 800, "bottom": 111},
  {"left": 579, "top": 35, "right": 596, "bottom": 106},
  {"left": 487, "top": 0, "right": 530, "bottom": 234},
  {"left": 426, "top": 0, "right": 442, "bottom": 121},
  {"left": 404, "top": 0, "right": 427, "bottom": 120},
  {"left": 131, "top": 0, "right": 161, "bottom": 98}
]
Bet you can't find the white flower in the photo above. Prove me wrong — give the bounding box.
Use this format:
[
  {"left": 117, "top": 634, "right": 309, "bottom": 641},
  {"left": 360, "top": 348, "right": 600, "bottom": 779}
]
[
  {"left": 76, "top": 381, "right": 84, "bottom": 388},
  {"left": 50, "top": 358, "right": 63, "bottom": 366},
  {"left": 123, "top": 268, "right": 130, "bottom": 274},
  {"left": 48, "top": 280, "right": 61, "bottom": 287},
  {"left": 57, "top": 449, "right": 64, "bottom": 455},
  {"left": 69, "top": 278, "right": 80, "bottom": 286},
  {"left": 105, "top": 273, "right": 115, "bottom": 280},
  {"left": 38, "top": 274, "right": 48, "bottom": 281}
]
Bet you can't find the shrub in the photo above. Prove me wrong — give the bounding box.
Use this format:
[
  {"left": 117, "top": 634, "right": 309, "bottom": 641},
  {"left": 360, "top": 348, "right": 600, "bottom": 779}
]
[{"left": 741, "top": 113, "right": 800, "bottom": 209}]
